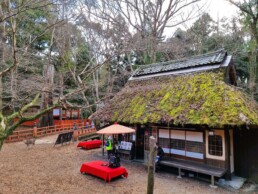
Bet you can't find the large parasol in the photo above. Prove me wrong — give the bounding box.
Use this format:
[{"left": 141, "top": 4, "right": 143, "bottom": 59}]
[
  {"left": 96, "top": 123, "right": 135, "bottom": 134},
  {"left": 96, "top": 122, "right": 135, "bottom": 157}
]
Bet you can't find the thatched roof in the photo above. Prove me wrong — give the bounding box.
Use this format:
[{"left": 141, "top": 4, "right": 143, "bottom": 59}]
[
  {"left": 92, "top": 71, "right": 258, "bottom": 126},
  {"left": 92, "top": 49, "right": 258, "bottom": 127}
]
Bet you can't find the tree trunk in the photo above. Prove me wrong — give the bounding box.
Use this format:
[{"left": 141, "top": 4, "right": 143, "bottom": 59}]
[
  {"left": 0, "top": 124, "right": 4, "bottom": 149},
  {"left": 0, "top": 1, "right": 8, "bottom": 149},
  {"left": 81, "top": 91, "right": 93, "bottom": 115},
  {"left": 59, "top": 71, "right": 64, "bottom": 120},
  {"left": 126, "top": 53, "right": 133, "bottom": 72},
  {"left": 40, "top": 64, "right": 54, "bottom": 127},
  {"left": 0, "top": 3, "right": 7, "bottom": 144},
  {"left": 229, "top": 1, "right": 258, "bottom": 98},
  {"left": 149, "top": 35, "right": 157, "bottom": 63},
  {"left": 0, "top": 2, "right": 7, "bottom": 114},
  {"left": 0, "top": 76, "right": 2, "bottom": 113},
  {"left": 147, "top": 136, "right": 157, "bottom": 194},
  {"left": 10, "top": 67, "right": 17, "bottom": 111},
  {"left": 93, "top": 70, "right": 101, "bottom": 109},
  {"left": 105, "top": 63, "right": 115, "bottom": 102},
  {"left": 248, "top": 52, "right": 257, "bottom": 97},
  {"left": 144, "top": 34, "right": 158, "bottom": 64}
]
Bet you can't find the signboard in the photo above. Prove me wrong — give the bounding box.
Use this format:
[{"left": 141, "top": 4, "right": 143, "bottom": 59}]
[
  {"left": 53, "top": 109, "right": 60, "bottom": 116},
  {"left": 54, "top": 132, "right": 73, "bottom": 146}
]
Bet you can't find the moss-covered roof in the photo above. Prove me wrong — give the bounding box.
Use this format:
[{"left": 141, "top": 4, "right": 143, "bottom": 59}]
[{"left": 92, "top": 71, "right": 258, "bottom": 127}]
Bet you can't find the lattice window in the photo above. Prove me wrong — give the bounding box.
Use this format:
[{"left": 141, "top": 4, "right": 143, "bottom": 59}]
[
  {"left": 171, "top": 139, "right": 185, "bottom": 150},
  {"left": 185, "top": 141, "right": 203, "bottom": 153},
  {"left": 208, "top": 135, "right": 223, "bottom": 156},
  {"left": 158, "top": 138, "right": 170, "bottom": 149}
]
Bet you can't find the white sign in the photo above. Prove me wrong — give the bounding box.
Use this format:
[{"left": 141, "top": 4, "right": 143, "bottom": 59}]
[{"left": 53, "top": 109, "right": 60, "bottom": 116}]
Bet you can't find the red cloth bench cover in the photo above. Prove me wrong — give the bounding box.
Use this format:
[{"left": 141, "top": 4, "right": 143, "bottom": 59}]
[
  {"left": 77, "top": 140, "right": 102, "bottom": 149},
  {"left": 80, "top": 160, "right": 128, "bottom": 182}
]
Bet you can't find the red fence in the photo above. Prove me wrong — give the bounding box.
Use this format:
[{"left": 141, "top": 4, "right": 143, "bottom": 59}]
[
  {"left": 6, "top": 123, "right": 97, "bottom": 143},
  {"left": 13, "top": 118, "right": 93, "bottom": 127}
]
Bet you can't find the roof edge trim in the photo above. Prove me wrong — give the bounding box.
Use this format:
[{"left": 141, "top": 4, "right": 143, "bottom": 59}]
[{"left": 129, "top": 55, "right": 232, "bottom": 81}]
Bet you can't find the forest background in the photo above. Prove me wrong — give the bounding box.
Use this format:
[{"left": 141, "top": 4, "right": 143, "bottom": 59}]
[{"left": 0, "top": 0, "right": 257, "bottom": 148}]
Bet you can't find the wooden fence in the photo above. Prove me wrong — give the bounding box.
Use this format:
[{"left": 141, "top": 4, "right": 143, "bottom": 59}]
[
  {"left": 13, "top": 118, "right": 93, "bottom": 127},
  {"left": 6, "top": 123, "right": 97, "bottom": 143}
]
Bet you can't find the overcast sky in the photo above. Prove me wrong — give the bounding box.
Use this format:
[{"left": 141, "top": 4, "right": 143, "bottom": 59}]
[
  {"left": 163, "top": 0, "right": 240, "bottom": 38},
  {"left": 208, "top": 0, "right": 239, "bottom": 20}
]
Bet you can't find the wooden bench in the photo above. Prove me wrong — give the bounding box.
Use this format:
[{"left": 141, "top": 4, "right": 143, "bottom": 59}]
[
  {"left": 118, "top": 141, "right": 133, "bottom": 160},
  {"left": 159, "top": 158, "right": 227, "bottom": 188}
]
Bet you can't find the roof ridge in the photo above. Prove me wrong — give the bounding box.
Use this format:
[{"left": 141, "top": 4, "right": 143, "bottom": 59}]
[
  {"left": 138, "top": 48, "right": 225, "bottom": 69},
  {"left": 131, "top": 49, "right": 227, "bottom": 78}
]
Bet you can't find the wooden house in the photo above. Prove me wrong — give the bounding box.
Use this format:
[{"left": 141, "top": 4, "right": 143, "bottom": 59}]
[{"left": 92, "top": 49, "right": 258, "bottom": 185}]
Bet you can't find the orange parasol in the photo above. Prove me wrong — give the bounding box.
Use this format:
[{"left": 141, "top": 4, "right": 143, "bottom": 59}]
[{"left": 96, "top": 123, "right": 135, "bottom": 134}]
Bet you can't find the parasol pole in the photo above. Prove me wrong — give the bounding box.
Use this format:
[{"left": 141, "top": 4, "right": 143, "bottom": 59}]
[{"left": 102, "top": 134, "right": 104, "bottom": 157}]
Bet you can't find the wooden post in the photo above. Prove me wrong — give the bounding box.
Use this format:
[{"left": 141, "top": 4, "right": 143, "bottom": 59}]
[
  {"left": 102, "top": 135, "right": 104, "bottom": 157},
  {"left": 33, "top": 123, "right": 37, "bottom": 138},
  {"left": 225, "top": 129, "right": 232, "bottom": 180},
  {"left": 177, "top": 168, "right": 182, "bottom": 178},
  {"left": 147, "top": 136, "right": 157, "bottom": 194},
  {"left": 73, "top": 130, "right": 78, "bottom": 142},
  {"left": 73, "top": 123, "right": 77, "bottom": 141},
  {"left": 210, "top": 175, "right": 218, "bottom": 188}
]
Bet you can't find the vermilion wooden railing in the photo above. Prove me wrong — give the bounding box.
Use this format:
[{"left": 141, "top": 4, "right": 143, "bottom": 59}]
[
  {"left": 6, "top": 124, "right": 97, "bottom": 143},
  {"left": 13, "top": 118, "right": 93, "bottom": 127}
]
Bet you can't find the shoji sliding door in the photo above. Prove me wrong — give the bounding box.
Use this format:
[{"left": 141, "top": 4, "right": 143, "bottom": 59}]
[{"left": 158, "top": 129, "right": 204, "bottom": 160}]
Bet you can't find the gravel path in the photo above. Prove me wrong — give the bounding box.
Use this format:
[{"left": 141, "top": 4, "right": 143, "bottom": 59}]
[{"left": 0, "top": 135, "right": 233, "bottom": 194}]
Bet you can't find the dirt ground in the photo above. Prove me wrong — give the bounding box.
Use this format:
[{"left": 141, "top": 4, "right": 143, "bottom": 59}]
[{"left": 0, "top": 135, "right": 233, "bottom": 194}]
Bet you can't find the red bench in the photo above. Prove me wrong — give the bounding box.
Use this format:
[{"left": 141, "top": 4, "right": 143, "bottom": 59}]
[
  {"left": 77, "top": 140, "right": 102, "bottom": 149},
  {"left": 80, "top": 160, "right": 128, "bottom": 182}
]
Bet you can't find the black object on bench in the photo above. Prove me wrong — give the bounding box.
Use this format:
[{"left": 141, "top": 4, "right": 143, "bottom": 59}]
[{"left": 159, "top": 158, "right": 227, "bottom": 187}]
